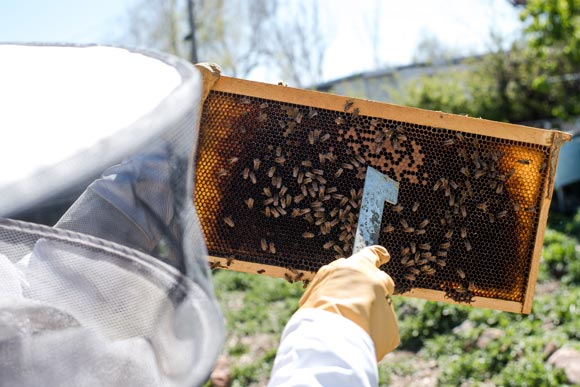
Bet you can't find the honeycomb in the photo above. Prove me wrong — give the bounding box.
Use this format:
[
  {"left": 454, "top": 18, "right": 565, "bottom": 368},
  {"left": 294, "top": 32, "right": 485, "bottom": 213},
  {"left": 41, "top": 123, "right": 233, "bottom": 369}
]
[{"left": 194, "top": 84, "right": 561, "bottom": 310}]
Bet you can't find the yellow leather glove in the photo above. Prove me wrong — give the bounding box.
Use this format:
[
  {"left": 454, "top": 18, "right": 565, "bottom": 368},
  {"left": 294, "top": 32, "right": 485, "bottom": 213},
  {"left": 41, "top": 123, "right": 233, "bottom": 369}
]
[{"left": 299, "top": 246, "right": 400, "bottom": 361}]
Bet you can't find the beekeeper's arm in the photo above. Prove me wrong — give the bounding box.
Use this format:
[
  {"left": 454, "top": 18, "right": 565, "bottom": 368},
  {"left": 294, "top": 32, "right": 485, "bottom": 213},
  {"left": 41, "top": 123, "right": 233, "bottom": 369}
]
[{"left": 268, "top": 246, "right": 399, "bottom": 387}]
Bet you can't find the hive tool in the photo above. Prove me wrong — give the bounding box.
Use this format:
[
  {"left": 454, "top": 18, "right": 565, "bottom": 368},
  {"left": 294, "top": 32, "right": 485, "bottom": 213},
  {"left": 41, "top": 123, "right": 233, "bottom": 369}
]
[{"left": 353, "top": 166, "right": 399, "bottom": 254}]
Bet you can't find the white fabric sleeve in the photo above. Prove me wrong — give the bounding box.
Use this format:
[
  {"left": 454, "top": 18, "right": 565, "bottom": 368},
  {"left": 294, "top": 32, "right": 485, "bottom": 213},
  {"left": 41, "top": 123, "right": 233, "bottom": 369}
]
[{"left": 268, "top": 308, "right": 378, "bottom": 387}]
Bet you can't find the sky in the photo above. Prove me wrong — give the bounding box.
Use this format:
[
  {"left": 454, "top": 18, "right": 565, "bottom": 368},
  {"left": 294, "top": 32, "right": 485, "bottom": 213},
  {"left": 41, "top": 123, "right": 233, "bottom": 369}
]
[{"left": 0, "top": 0, "right": 523, "bottom": 83}]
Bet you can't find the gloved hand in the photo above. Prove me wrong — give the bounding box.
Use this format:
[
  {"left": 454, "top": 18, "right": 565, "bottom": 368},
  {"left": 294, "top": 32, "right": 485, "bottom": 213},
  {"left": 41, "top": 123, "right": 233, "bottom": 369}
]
[{"left": 299, "top": 246, "right": 400, "bottom": 361}]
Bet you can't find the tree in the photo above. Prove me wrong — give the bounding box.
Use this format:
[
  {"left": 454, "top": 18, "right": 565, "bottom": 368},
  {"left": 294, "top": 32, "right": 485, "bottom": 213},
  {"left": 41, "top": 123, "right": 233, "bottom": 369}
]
[
  {"left": 395, "top": 0, "right": 580, "bottom": 122},
  {"left": 520, "top": 0, "right": 580, "bottom": 119},
  {"left": 122, "top": 0, "right": 327, "bottom": 87}
]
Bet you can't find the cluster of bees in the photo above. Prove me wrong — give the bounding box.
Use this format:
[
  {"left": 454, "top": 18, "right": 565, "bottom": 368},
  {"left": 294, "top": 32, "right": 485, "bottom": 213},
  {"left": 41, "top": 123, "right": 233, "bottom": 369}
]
[
  {"left": 213, "top": 98, "right": 373, "bottom": 285},
  {"left": 207, "top": 93, "right": 543, "bottom": 303}
]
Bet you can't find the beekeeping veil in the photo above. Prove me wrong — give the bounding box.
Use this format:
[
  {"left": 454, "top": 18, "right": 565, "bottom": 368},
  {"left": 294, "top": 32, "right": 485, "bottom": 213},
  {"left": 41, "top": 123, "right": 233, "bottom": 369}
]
[{"left": 0, "top": 44, "right": 224, "bottom": 386}]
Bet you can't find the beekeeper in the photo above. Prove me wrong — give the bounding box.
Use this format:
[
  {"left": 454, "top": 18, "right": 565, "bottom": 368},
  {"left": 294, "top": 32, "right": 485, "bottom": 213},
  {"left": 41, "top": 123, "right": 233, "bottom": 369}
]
[{"left": 267, "top": 245, "right": 399, "bottom": 387}]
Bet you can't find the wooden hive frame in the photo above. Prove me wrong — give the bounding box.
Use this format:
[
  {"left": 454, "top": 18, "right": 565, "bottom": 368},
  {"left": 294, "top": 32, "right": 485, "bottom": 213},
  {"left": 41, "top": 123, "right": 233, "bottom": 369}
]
[{"left": 197, "top": 76, "right": 571, "bottom": 314}]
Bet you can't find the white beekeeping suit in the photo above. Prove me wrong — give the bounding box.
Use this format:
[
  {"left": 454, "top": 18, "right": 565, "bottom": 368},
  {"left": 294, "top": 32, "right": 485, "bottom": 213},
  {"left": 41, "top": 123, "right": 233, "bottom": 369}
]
[
  {"left": 0, "top": 44, "right": 224, "bottom": 387},
  {"left": 268, "top": 246, "right": 400, "bottom": 387}
]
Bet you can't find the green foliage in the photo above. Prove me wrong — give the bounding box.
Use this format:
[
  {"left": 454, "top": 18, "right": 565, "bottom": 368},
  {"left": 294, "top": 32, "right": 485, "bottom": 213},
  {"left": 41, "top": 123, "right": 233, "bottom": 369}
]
[
  {"left": 213, "top": 270, "right": 303, "bottom": 336},
  {"left": 394, "top": 297, "right": 469, "bottom": 351},
  {"left": 549, "top": 207, "right": 580, "bottom": 237},
  {"left": 424, "top": 285, "right": 580, "bottom": 386},
  {"left": 211, "top": 270, "right": 304, "bottom": 386},
  {"left": 396, "top": 0, "right": 580, "bottom": 121},
  {"left": 540, "top": 229, "right": 580, "bottom": 283}
]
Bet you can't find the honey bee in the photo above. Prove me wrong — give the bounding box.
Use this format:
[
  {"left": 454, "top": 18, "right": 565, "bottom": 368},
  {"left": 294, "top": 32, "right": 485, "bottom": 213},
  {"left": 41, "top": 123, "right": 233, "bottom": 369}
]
[
  {"left": 497, "top": 210, "right": 507, "bottom": 219},
  {"left": 464, "top": 240, "right": 472, "bottom": 251},
  {"left": 440, "top": 242, "right": 451, "bottom": 249},
  {"left": 218, "top": 168, "right": 229, "bottom": 177},
  {"left": 335, "top": 168, "right": 344, "bottom": 178},
  {"left": 321, "top": 133, "right": 331, "bottom": 142},
  {"left": 443, "top": 138, "right": 456, "bottom": 146},
  {"left": 249, "top": 172, "right": 257, "bottom": 184},
  {"left": 457, "top": 268, "right": 466, "bottom": 279},
  {"left": 436, "top": 251, "right": 447, "bottom": 257},
  {"left": 343, "top": 100, "right": 354, "bottom": 111},
  {"left": 400, "top": 219, "right": 409, "bottom": 228},
  {"left": 404, "top": 274, "right": 416, "bottom": 281},
  {"left": 456, "top": 132, "right": 465, "bottom": 141},
  {"left": 303, "top": 232, "right": 315, "bottom": 239},
  {"left": 436, "top": 259, "right": 447, "bottom": 267},
  {"left": 224, "top": 217, "right": 235, "bottom": 227},
  {"left": 412, "top": 202, "right": 420, "bottom": 212},
  {"left": 444, "top": 229, "right": 454, "bottom": 239},
  {"left": 513, "top": 201, "right": 521, "bottom": 211},
  {"left": 269, "top": 242, "right": 276, "bottom": 254},
  {"left": 476, "top": 202, "right": 488, "bottom": 212},
  {"left": 415, "top": 229, "right": 426, "bottom": 235},
  {"left": 323, "top": 241, "right": 335, "bottom": 250},
  {"left": 308, "top": 131, "right": 315, "bottom": 145},
  {"left": 496, "top": 183, "right": 503, "bottom": 194},
  {"left": 284, "top": 273, "right": 294, "bottom": 283},
  {"left": 409, "top": 267, "right": 421, "bottom": 276},
  {"left": 228, "top": 157, "right": 239, "bottom": 164},
  {"left": 209, "top": 261, "right": 224, "bottom": 270},
  {"left": 419, "top": 243, "right": 431, "bottom": 250},
  {"left": 383, "top": 224, "right": 395, "bottom": 233},
  {"left": 474, "top": 170, "right": 486, "bottom": 179},
  {"left": 302, "top": 160, "right": 312, "bottom": 167},
  {"left": 257, "top": 269, "right": 266, "bottom": 274},
  {"left": 275, "top": 156, "right": 286, "bottom": 165},
  {"left": 419, "top": 219, "right": 430, "bottom": 229},
  {"left": 261, "top": 239, "right": 268, "bottom": 251},
  {"left": 460, "top": 167, "right": 470, "bottom": 177},
  {"left": 308, "top": 107, "right": 318, "bottom": 119},
  {"left": 461, "top": 227, "right": 467, "bottom": 239},
  {"left": 392, "top": 205, "right": 404, "bottom": 213},
  {"left": 489, "top": 213, "right": 495, "bottom": 223},
  {"left": 264, "top": 198, "right": 274, "bottom": 206},
  {"left": 293, "top": 194, "right": 305, "bottom": 204},
  {"left": 518, "top": 159, "right": 530, "bottom": 165},
  {"left": 258, "top": 112, "right": 268, "bottom": 123},
  {"left": 295, "top": 112, "right": 303, "bottom": 124},
  {"left": 433, "top": 179, "right": 442, "bottom": 191},
  {"left": 342, "top": 163, "right": 354, "bottom": 170},
  {"left": 335, "top": 116, "right": 344, "bottom": 125}
]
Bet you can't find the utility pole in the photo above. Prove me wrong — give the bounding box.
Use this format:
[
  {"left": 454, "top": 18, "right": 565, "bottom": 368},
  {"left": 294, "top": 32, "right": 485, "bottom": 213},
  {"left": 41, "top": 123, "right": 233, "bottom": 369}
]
[{"left": 187, "top": 0, "right": 198, "bottom": 63}]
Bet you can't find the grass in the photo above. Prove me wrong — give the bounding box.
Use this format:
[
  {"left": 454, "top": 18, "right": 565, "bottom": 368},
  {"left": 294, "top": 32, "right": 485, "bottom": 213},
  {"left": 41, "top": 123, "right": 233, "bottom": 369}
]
[{"left": 208, "top": 209, "right": 580, "bottom": 386}]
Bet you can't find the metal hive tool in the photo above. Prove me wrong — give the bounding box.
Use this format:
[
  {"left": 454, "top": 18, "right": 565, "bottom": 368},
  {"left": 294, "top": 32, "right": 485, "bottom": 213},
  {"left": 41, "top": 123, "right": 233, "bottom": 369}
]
[{"left": 194, "top": 76, "right": 571, "bottom": 313}]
